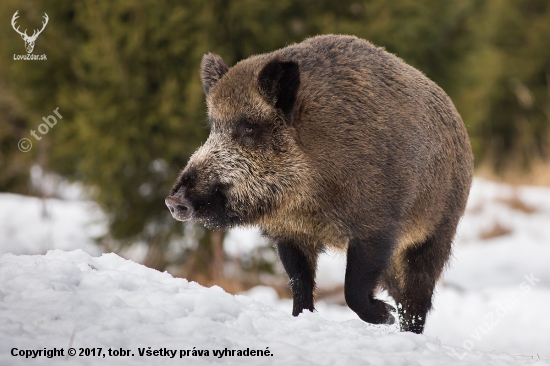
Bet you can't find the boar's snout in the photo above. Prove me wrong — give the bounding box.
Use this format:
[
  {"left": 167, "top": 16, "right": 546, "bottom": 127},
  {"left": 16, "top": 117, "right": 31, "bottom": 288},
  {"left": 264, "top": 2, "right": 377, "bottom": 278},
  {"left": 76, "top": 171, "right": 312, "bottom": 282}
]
[{"left": 165, "top": 195, "right": 194, "bottom": 221}]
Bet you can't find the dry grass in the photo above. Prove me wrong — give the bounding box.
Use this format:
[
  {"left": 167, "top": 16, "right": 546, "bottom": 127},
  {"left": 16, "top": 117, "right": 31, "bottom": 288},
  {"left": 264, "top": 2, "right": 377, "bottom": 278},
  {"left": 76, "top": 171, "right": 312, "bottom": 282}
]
[
  {"left": 476, "top": 160, "right": 550, "bottom": 187},
  {"left": 315, "top": 285, "right": 345, "bottom": 304},
  {"left": 480, "top": 222, "right": 512, "bottom": 240},
  {"left": 496, "top": 194, "right": 537, "bottom": 214}
]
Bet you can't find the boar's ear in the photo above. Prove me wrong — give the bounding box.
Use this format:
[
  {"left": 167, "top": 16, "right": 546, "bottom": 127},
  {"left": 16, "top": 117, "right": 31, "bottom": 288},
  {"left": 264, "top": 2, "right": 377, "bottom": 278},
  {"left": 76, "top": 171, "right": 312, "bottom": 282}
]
[
  {"left": 201, "top": 53, "right": 229, "bottom": 95},
  {"left": 258, "top": 56, "right": 300, "bottom": 124}
]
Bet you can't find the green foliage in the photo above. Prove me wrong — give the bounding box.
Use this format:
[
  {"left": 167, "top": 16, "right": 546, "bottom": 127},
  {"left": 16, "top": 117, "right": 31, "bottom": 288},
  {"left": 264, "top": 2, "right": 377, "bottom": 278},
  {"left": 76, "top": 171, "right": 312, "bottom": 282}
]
[
  {"left": 454, "top": 0, "right": 550, "bottom": 169},
  {"left": 0, "top": 87, "right": 32, "bottom": 194}
]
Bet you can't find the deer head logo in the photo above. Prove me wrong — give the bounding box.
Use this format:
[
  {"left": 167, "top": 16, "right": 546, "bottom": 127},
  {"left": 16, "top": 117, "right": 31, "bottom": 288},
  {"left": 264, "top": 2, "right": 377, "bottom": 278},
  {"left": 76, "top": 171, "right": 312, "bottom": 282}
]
[{"left": 11, "top": 11, "right": 49, "bottom": 54}]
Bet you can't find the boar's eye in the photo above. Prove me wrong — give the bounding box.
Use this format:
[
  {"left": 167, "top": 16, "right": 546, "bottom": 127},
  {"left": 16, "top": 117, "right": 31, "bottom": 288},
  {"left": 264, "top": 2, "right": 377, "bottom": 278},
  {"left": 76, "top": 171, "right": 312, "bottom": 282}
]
[{"left": 237, "top": 123, "right": 256, "bottom": 138}]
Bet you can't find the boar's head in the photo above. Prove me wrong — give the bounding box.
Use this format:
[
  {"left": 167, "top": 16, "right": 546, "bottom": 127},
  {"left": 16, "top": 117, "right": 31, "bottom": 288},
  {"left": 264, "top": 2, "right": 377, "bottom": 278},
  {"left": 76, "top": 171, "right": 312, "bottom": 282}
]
[{"left": 166, "top": 53, "right": 311, "bottom": 229}]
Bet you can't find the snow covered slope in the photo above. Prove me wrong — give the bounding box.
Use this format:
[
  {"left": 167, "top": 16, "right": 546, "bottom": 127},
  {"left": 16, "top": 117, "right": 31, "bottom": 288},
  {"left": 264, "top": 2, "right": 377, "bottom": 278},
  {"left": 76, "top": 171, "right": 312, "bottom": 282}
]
[{"left": 1, "top": 250, "right": 546, "bottom": 366}]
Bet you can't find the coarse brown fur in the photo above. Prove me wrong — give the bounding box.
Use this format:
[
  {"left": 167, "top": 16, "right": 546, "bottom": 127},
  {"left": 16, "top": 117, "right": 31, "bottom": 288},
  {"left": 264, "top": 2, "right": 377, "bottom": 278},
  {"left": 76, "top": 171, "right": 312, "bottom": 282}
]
[{"left": 166, "top": 35, "right": 474, "bottom": 334}]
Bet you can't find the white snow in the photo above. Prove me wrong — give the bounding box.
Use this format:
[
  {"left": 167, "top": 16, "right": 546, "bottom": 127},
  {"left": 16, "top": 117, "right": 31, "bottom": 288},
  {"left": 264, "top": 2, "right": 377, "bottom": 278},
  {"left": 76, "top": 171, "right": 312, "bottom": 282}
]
[
  {"left": 0, "top": 193, "right": 105, "bottom": 256},
  {"left": 223, "top": 227, "right": 270, "bottom": 257},
  {"left": 1, "top": 250, "right": 545, "bottom": 365},
  {"left": 426, "top": 179, "right": 550, "bottom": 360},
  {"left": 1, "top": 177, "right": 550, "bottom": 364}
]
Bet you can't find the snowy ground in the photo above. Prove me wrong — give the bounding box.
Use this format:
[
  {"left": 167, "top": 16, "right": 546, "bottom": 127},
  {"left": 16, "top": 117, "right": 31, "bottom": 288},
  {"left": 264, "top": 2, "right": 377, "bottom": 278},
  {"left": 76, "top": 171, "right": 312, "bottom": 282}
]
[
  {"left": 1, "top": 250, "right": 546, "bottom": 366},
  {"left": 1, "top": 178, "right": 550, "bottom": 364}
]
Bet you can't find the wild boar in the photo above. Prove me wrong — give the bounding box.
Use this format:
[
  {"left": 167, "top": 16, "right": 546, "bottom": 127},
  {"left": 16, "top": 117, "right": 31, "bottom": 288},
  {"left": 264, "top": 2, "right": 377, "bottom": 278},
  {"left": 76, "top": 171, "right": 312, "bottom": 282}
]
[{"left": 166, "top": 35, "right": 474, "bottom": 334}]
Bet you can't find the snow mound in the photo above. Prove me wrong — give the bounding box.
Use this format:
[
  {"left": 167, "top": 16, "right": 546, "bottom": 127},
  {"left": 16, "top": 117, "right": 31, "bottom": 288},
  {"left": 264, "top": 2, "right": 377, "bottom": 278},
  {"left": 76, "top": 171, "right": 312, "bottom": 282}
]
[{"left": 1, "top": 250, "right": 546, "bottom": 365}]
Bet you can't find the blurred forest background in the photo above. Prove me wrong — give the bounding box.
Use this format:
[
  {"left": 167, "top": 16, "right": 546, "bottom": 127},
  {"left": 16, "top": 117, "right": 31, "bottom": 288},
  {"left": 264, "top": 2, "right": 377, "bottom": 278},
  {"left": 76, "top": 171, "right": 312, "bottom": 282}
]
[{"left": 1, "top": 0, "right": 550, "bottom": 291}]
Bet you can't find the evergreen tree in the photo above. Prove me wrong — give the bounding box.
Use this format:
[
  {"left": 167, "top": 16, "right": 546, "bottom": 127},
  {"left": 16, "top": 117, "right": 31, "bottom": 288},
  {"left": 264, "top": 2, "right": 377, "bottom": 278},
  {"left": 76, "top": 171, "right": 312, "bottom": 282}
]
[{"left": 455, "top": 0, "right": 550, "bottom": 169}]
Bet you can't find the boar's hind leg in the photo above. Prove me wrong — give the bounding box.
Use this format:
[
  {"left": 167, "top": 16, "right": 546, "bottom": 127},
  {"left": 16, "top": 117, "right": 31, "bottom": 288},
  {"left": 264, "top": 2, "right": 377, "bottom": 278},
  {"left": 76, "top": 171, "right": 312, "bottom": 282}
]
[
  {"left": 276, "top": 240, "right": 320, "bottom": 316},
  {"left": 390, "top": 219, "right": 455, "bottom": 334},
  {"left": 345, "top": 234, "right": 396, "bottom": 325}
]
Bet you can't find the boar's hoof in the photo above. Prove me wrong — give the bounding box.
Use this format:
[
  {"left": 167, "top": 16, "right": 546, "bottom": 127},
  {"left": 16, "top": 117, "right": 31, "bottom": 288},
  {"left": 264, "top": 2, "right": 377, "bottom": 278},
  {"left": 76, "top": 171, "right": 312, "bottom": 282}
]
[{"left": 355, "top": 298, "right": 396, "bottom": 325}]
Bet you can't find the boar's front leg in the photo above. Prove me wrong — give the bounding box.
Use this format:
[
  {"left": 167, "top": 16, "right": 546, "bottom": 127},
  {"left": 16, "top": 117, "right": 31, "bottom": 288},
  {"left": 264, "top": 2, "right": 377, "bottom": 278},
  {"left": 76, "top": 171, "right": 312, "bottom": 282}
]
[
  {"left": 345, "top": 234, "right": 396, "bottom": 325},
  {"left": 276, "top": 239, "right": 320, "bottom": 316}
]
